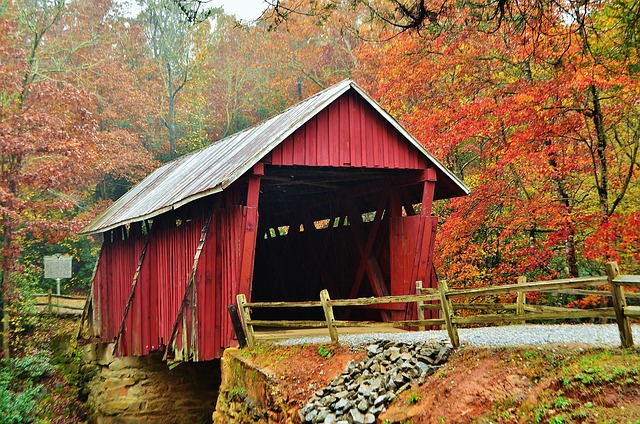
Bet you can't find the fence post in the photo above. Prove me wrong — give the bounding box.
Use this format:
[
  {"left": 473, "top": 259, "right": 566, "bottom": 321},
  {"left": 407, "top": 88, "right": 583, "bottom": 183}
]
[
  {"left": 605, "top": 262, "right": 634, "bottom": 348},
  {"left": 438, "top": 280, "right": 459, "bottom": 348},
  {"left": 47, "top": 290, "right": 52, "bottom": 313},
  {"left": 516, "top": 276, "right": 527, "bottom": 319},
  {"left": 236, "top": 294, "right": 255, "bottom": 348},
  {"left": 320, "top": 289, "right": 339, "bottom": 344},
  {"left": 416, "top": 280, "right": 425, "bottom": 331}
]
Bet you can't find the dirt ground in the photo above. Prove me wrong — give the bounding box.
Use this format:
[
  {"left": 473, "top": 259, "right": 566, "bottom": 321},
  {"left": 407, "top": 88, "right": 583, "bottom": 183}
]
[{"left": 241, "top": 342, "right": 640, "bottom": 423}]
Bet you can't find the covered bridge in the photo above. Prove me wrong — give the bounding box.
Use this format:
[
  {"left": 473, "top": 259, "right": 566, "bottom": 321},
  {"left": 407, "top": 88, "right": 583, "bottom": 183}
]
[{"left": 82, "top": 80, "right": 469, "bottom": 361}]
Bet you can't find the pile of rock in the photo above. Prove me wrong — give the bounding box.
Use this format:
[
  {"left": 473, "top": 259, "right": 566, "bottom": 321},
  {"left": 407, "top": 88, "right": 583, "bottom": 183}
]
[{"left": 301, "top": 341, "right": 451, "bottom": 424}]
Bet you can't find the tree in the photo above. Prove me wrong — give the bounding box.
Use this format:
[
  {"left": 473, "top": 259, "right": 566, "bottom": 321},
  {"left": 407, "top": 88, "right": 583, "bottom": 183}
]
[
  {"left": 355, "top": 0, "right": 640, "bottom": 287},
  {"left": 0, "top": 0, "right": 104, "bottom": 358},
  {"left": 139, "top": 0, "right": 213, "bottom": 159}
]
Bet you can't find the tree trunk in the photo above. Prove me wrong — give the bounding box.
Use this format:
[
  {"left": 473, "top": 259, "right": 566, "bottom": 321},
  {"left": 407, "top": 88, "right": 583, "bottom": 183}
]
[
  {"left": 166, "top": 62, "right": 177, "bottom": 159},
  {"left": 0, "top": 268, "right": 9, "bottom": 359},
  {"left": 545, "top": 138, "right": 579, "bottom": 277},
  {"left": 590, "top": 84, "right": 609, "bottom": 216}
]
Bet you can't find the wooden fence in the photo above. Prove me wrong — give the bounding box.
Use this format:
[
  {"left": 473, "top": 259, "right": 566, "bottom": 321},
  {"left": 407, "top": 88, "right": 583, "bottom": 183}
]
[
  {"left": 32, "top": 292, "right": 86, "bottom": 316},
  {"left": 236, "top": 261, "right": 640, "bottom": 349}
]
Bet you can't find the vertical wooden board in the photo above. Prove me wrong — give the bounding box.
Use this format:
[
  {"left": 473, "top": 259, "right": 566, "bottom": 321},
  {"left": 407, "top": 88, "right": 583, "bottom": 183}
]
[
  {"left": 381, "top": 122, "right": 391, "bottom": 170},
  {"left": 363, "top": 111, "right": 373, "bottom": 166},
  {"left": 147, "top": 234, "right": 159, "bottom": 352},
  {"left": 280, "top": 135, "right": 294, "bottom": 165},
  {"left": 239, "top": 207, "right": 259, "bottom": 297},
  {"left": 328, "top": 102, "right": 340, "bottom": 166},
  {"left": 349, "top": 94, "right": 361, "bottom": 167},
  {"left": 209, "top": 218, "right": 219, "bottom": 359},
  {"left": 270, "top": 145, "right": 280, "bottom": 165},
  {"left": 391, "top": 124, "right": 400, "bottom": 168},
  {"left": 293, "top": 128, "right": 306, "bottom": 165},
  {"left": 374, "top": 119, "right": 382, "bottom": 167},
  {"left": 317, "top": 108, "right": 330, "bottom": 165},
  {"left": 132, "top": 238, "right": 142, "bottom": 356},
  {"left": 215, "top": 210, "right": 224, "bottom": 356},
  {"left": 105, "top": 241, "right": 114, "bottom": 339},
  {"left": 305, "top": 117, "right": 318, "bottom": 166},
  {"left": 339, "top": 95, "right": 350, "bottom": 165},
  {"left": 389, "top": 217, "right": 404, "bottom": 297},
  {"left": 359, "top": 98, "right": 368, "bottom": 167}
]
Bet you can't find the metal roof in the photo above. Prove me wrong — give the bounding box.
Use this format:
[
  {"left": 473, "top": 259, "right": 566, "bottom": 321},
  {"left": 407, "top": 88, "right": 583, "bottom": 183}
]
[{"left": 82, "top": 79, "right": 470, "bottom": 235}]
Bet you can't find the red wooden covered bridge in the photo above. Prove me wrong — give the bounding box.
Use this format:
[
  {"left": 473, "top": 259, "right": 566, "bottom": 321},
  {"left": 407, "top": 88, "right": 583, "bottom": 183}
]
[{"left": 81, "top": 80, "right": 469, "bottom": 361}]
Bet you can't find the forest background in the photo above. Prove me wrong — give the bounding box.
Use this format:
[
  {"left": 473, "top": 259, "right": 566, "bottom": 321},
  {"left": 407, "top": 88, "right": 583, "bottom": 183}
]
[{"left": 1, "top": 0, "right": 639, "bottom": 357}]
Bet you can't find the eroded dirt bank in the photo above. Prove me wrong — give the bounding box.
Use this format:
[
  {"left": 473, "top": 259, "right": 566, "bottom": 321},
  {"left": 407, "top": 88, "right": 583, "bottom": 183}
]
[{"left": 214, "top": 343, "right": 640, "bottom": 423}]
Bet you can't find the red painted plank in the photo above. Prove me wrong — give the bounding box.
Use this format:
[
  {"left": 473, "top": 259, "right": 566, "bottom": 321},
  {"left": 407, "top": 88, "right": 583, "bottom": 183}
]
[
  {"left": 349, "top": 95, "right": 361, "bottom": 167},
  {"left": 365, "top": 110, "right": 374, "bottom": 166},
  {"left": 328, "top": 101, "right": 340, "bottom": 167},
  {"left": 338, "top": 96, "right": 349, "bottom": 165},
  {"left": 373, "top": 118, "right": 382, "bottom": 167},
  {"left": 317, "top": 108, "right": 330, "bottom": 165},
  {"left": 305, "top": 117, "right": 317, "bottom": 165},
  {"left": 293, "top": 128, "right": 305, "bottom": 164}
]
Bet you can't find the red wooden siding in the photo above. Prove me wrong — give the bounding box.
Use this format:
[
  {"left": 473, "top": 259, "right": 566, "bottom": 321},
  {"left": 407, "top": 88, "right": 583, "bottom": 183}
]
[
  {"left": 268, "top": 91, "right": 427, "bottom": 170},
  {"left": 389, "top": 215, "right": 438, "bottom": 321},
  {"left": 93, "top": 204, "right": 256, "bottom": 360}
]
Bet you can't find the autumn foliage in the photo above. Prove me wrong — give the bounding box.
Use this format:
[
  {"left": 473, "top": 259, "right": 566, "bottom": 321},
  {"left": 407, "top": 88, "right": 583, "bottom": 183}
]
[{"left": 354, "top": 0, "right": 640, "bottom": 287}]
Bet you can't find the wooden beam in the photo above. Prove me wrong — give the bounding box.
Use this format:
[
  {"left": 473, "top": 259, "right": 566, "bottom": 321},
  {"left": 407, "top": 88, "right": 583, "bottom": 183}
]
[
  {"left": 77, "top": 249, "right": 101, "bottom": 340},
  {"left": 320, "top": 289, "right": 339, "bottom": 343},
  {"left": 606, "top": 262, "right": 634, "bottom": 348},
  {"left": 163, "top": 212, "right": 213, "bottom": 361},
  {"left": 439, "top": 279, "right": 459, "bottom": 348},
  {"left": 446, "top": 275, "right": 609, "bottom": 299},
  {"left": 516, "top": 276, "right": 527, "bottom": 317},
  {"left": 236, "top": 294, "right": 255, "bottom": 347},
  {"left": 348, "top": 198, "right": 386, "bottom": 299},
  {"left": 420, "top": 168, "right": 437, "bottom": 216},
  {"left": 238, "top": 166, "right": 263, "bottom": 297},
  {"left": 112, "top": 235, "right": 150, "bottom": 355}
]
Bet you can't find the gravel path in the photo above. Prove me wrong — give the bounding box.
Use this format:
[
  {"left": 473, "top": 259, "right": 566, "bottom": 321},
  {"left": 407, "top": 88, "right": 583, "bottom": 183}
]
[{"left": 276, "top": 323, "right": 640, "bottom": 348}]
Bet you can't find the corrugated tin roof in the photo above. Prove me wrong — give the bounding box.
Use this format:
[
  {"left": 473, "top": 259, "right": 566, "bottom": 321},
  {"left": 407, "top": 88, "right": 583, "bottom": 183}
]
[{"left": 82, "top": 79, "right": 470, "bottom": 235}]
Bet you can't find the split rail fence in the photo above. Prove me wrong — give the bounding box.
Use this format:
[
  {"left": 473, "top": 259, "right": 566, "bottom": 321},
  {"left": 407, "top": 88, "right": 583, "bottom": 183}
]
[
  {"left": 32, "top": 292, "right": 86, "bottom": 316},
  {"left": 236, "top": 262, "right": 640, "bottom": 349}
]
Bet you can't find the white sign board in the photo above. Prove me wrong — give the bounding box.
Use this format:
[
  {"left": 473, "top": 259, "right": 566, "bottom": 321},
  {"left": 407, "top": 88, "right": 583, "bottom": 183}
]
[{"left": 44, "top": 254, "right": 72, "bottom": 279}]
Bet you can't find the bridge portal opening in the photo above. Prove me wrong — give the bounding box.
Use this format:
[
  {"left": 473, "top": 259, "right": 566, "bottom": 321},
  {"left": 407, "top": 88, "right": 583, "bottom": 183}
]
[{"left": 251, "top": 165, "right": 425, "bottom": 322}]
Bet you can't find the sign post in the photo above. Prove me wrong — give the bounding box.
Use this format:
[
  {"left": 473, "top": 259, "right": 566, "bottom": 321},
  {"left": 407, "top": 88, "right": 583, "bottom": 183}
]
[{"left": 44, "top": 255, "right": 72, "bottom": 310}]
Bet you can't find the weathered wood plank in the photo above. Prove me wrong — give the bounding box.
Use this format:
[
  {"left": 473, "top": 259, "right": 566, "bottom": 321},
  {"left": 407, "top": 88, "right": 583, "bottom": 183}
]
[
  {"left": 333, "top": 319, "right": 446, "bottom": 328},
  {"left": 540, "top": 289, "right": 611, "bottom": 297},
  {"left": 624, "top": 305, "right": 640, "bottom": 318},
  {"left": 452, "top": 309, "right": 616, "bottom": 325},
  {"left": 246, "top": 320, "right": 329, "bottom": 328},
  {"left": 244, "top": 300, "right": 323, "bottom": 308},
  {"left": 606, "top": 262, "right": 634, "bottom": 348},
  {"left": 112, "top": 235, "right": 150, "bottom": 355},
  {"left": 452, "top": 303, "right": 518, "bottom": 311},
  {"left": 614, "top": 275, "right": 640, "bottom": 285},
  {"left": 330, "top": 293, "right": 439, "bottom": 307},
  {"left": 416, "top": 281, "right": 425, "bottom": 331},
  {"left": 236, "top": 294, "right": 256, "bottom": 347},
  {"left": 439, "top": 280, "right": 459, "bottom": 348},
  {"left": 320, "top": 289, "right": 339, "bottom": 343},
  {"left": 447, "top": 276, "right": 608, "bottom": 299},
  {"left": 246, "top": 294, "right": 441, "bottom": 310},
  {"left": 516, "top": 277, "right": 526, "bottom": 318}
]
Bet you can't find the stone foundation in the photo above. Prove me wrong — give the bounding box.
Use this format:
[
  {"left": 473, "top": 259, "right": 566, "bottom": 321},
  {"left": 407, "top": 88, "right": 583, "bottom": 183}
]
[
  {"left": 213, "top": 348, "right": 300, "bottom": 424},
  {"left": 82, "top": 343, "right": 220, "bottom": 423}
]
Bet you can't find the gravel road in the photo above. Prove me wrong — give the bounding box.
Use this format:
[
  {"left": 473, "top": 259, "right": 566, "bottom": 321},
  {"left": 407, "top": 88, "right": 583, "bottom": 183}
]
[{"left": 277, "top": 323, "right": 640, "bottom": 348}]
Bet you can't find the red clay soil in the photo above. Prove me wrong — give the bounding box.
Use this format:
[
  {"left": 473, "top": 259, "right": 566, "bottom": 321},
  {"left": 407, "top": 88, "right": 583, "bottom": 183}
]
[{"left": 242, "top": 343, "right": 640, "bottom": 423}]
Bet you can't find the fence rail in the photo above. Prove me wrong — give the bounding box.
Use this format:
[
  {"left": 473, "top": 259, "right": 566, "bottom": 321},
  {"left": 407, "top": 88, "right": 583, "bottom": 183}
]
[
  {"left": 236, "top": 261, "right": 639, "bottom": 349},
  {"left": 32, "top": 292, "right": 86, "bottom": 316}
]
